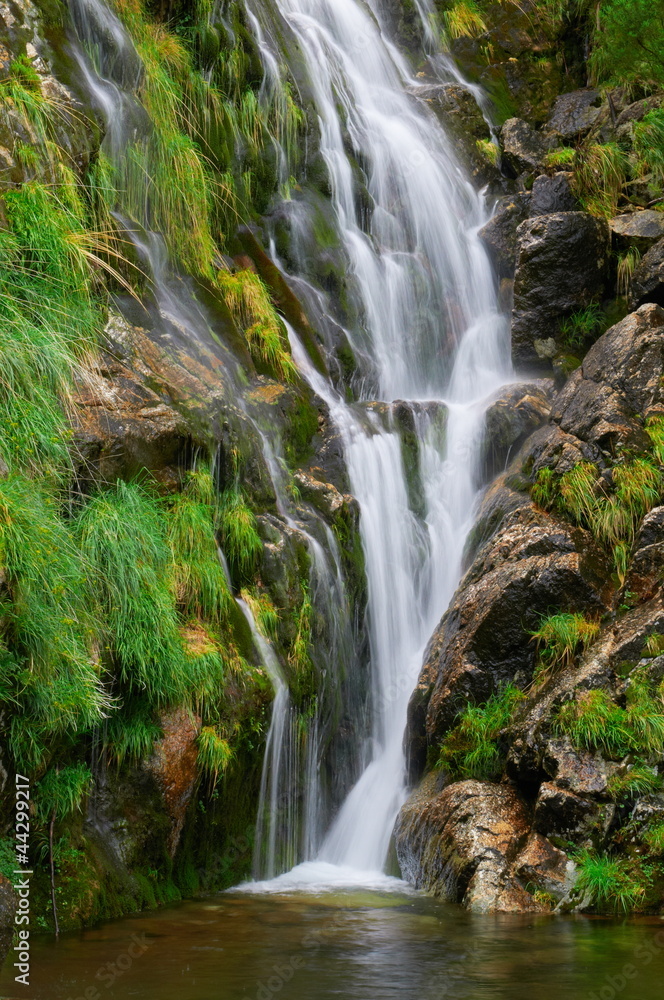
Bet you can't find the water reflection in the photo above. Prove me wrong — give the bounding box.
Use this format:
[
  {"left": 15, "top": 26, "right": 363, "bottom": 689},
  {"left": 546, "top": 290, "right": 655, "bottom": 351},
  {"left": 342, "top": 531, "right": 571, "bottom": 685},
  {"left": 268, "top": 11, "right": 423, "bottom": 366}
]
[{"left": 2, "top": 890, "right": 662, "bottom": 1000}]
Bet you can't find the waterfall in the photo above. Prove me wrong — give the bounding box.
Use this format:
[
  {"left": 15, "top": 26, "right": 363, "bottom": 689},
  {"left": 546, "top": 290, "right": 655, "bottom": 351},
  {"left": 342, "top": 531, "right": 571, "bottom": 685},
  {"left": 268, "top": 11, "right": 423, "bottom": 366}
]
[{"left": 244, "top": 0, "right": 511, "bottom": 881}]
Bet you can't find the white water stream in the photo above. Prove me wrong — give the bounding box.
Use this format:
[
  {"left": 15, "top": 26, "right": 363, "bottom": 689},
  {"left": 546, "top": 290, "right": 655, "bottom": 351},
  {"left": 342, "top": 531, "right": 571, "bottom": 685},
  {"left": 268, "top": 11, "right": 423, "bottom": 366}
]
[{"left": 244, "top": 0, "right": 511, "bottom": 885}]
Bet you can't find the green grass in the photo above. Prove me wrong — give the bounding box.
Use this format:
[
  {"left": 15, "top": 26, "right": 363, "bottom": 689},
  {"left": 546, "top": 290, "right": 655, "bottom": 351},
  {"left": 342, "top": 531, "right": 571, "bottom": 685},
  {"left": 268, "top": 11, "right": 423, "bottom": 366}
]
[
  {"left": 104, "top": 702, "right": 163, "bottom": 766},
  {"left": 607, "top": 762, "right": 663, "bottom": 801},
  {"left": 197, "top": 725, "right": 234, "bottom": 785},
  {"left": 167, "top": 466, "right": 233, "bottom": 623},
  {"left": 544, "top": 147, "right": 576, "bottom": 170},
  {"left": 559, "top": 304, "right": 604, "bottom": 350},
  {"left": 572, "top": 142, "right": 628, "bottom": 218},
  {"left": 288, "top": 586, "right": 313, "bottom": 674},
  {"left": 531, "top": 612, "right": 599, "bottom": 680},
  {"left": 644, "top": 633, "right": 664, "bottom": 658},
  {"left": 217, "top": 269, "right": 297, "bottom": 382},
  {"left": 442, "top": 1, "right": 487, "bottom": 41},
  {"left": 644, "top": 822, "right": 664, "bottom": 854},
  {"left": 218, "top": 487, "right": 262, "bottom": 584},
  {"left": 439, "top": 684, "right": 525, "bottom": 780},
  {"left": 74, "top": 481, "right": 189, "bottom": 707},
  {"left": 475, "top": 139, "right": 499, "bottom": 167},
  {"left": 240, "top": 588, "right": 279, "bottom": 640},
  {"left": 633, "top": 110, "right": 664, "bottom": 189},
  {"left": 35, "top": 764, "right": 92, "bottom": 823},
  {"left": 645, "top": 415, "right": 664, "bottom": 466},
  {"left": 617, "top": 247, "right": 642, "bottom": 297},
  {"left": 573, "top": 850, "right": 646, "bottom": 913},
  {"left": 555, "top": 670, "right": 664, "bottom": 759}
]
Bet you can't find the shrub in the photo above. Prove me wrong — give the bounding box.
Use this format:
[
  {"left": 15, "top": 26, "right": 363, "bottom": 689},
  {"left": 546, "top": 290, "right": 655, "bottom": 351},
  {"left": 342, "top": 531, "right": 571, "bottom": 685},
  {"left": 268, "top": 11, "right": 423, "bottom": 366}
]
[
  {"left": 439, "top": 684, "right": 524, "bottom": 780},
  {"left": 35, "top": 764, "right": 92, "bottom": 823}
]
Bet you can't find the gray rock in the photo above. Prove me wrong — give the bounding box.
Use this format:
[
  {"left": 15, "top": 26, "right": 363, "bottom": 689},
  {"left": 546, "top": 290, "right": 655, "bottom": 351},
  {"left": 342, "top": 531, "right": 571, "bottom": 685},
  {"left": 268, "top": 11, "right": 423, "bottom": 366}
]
[
  {"left": 500, "top": 117, "right": 548, "bottom": 176},
  {"left": 533, "top": 783, "right": 612, "bottom": 840},
  {"left": 610, "top": 211, "right": 664, "bottom": 254},
  {"left": 547, "top": 89, "right": 601, "bottom": 139},
  {"left": 395, "top": 775, "right": 539, "bottom": 912},
  {"left": 482, "top": 379, "right": 556, "bottom": 475},
  {"left": 630, "top": 237, "right": 664, "bottom": 309},
  {"left": 478, "top": 194, "right": 531, "bottom": 278},
  {"left": 626, "top": 506, "right": 664, "bottom": 602},
  {"left": 529, "top": 172, "right": 578, "bottom": 216},
  {"left": 511, "top": 212, "right": 611, "bottom": 369},
  {"left": 615, "top": 96, "right": 662, "bottom": 128}
]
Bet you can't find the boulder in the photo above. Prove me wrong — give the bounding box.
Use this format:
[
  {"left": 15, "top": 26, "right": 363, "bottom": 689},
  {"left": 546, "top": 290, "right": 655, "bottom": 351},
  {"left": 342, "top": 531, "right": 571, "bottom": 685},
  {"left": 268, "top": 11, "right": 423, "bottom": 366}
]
[
  {"left": 500, "top": 117, "right": 549, "bottom": 175},
  {"left": 416, "top": 487, "right": 609, "bottom": 745},
  {"left": 394, "top": 775, "right": 538, "bottom": 912},
  {"left": 529, "top": 172, "right": 578, "bottom": 216},
  {"left": 293, "top": 470, "right": 358, "bottom": 522},
  {"left": 630, "top": 237, "right": 664, "bottom": 309},
  {"left": 610, "top": 212, "right": 664, "bottom": 254},
  {"left": 533, "top": 783, "right": 612, "bottom": 841},
  {"left": 550, "top": 303, "right": 664, "bottom": 453},
  {"left": 511, "top": 212, "right": 611, "bottom": 368},
  {"left": 482, "top": 379, "right": 556, "bottom": 474},
  {"left": 626, "top": 506, "right": 664, "bottom": 602},
  {"left": 146, "top": 705, "right": 201, "bottom": 857},
  {"left": 478, "top": 194, "right": 531, "bottom": 278},
  {"left": 615, "top": 95, "right": 662, "bottom": 128},
  {"left": 546, "top": 88, "right": 601, "bottom": 139},
  {"left": 513, "top": 832, "right": 574, "bottom": 900},
  {"left": 0, "top": 876, "right": 16, "bottom": 971}
]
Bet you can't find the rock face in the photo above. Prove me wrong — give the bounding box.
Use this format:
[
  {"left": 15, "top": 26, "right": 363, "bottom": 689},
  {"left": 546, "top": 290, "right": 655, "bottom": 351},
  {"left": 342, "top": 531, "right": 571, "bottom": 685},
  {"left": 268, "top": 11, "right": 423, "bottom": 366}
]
[
  {"left": 500, "top": 117, "right": 549, "bottom": 175},
  {"left": 395, "top": 773, "right": 537, "bottom": 912},
  {"left": 546, "top": 88, "right": 601, "bottom": 139},
  {"left": 478, "top": 194, "right": 531, "bottom": 279},
  {"left": 610, "top": 212, "right": 664, "bottom": 253},
  {"left": 511, "top": 212, "right": 611, "bottom": 368},
  {"left": 401, "top": 302, "right": 664, "bottom": 914},
  {"left": 482, "top": 379, "right": 556, "bottom": 475},
  {"left": 147, "top": 706, "right": 202, "bottom": 857},
  {"left": 630, "top": 237, "right": 664, "bottom": 309},
  {"left": 529, "top": 172, "right": 578, "bottom": 217}
]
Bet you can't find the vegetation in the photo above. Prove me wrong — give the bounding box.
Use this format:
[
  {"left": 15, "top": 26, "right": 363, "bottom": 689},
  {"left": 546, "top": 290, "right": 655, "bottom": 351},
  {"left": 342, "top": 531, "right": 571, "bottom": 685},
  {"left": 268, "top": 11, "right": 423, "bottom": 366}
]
[
  {"left": 219, "top": 487, "right": 263, "bottom": 584},
  {"left": 531, "top": 612, "right": 599, "bottom": 680},
  {"left": 572, "top": 850, "right": 646, "bottom": 913},
  {"left": 559, "top": 304, "right": 604, "bottom": 350},
  {"left": 439, "top": 684, "right": 524, "bottom": 780}
]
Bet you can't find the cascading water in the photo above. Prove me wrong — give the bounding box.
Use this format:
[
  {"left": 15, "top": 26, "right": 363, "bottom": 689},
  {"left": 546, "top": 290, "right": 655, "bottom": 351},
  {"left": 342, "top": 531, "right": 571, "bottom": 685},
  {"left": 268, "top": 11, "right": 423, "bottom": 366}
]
[{"left": 243, "top": 0, "right": 512, "bottom": 882}]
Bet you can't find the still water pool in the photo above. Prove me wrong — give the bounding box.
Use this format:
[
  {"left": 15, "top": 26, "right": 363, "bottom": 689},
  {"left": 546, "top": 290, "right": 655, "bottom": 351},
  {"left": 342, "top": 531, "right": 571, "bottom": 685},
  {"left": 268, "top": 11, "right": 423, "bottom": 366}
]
[{"left": 2, "top": 883, "right": 663, "bottom": 1000}]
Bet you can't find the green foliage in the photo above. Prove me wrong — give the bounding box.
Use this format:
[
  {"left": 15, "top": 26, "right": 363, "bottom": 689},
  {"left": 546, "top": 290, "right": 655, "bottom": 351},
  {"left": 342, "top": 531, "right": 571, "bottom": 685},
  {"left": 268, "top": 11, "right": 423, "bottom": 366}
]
[
  {"left": 573, "top": 850, "right": 646, "bottom": 913},
  {"left": 590, "top": 0, "right": 664, "bottom": 88},
  {"left": 617, "top": 247, "right": 642, "bottom": 298},
  {"left": 288, "top": 586, "right": 313, "bottom": 674},
  {"left": 475, "top": 138, "right": 499, "bottom": 166},
  {"left": 167, "top": 466, "right": 232, "bottom": 622},
  {"left": 218, "top": 487, "right": 262, "bottom": 583},
  {"left": 439, "top": 684, "right": 524, "bottom": 780},
  {"left": 105, "top": 702, "right": 163, "bottom": 766},
  {"left": 645, "top": 415, "right": 664, "bottom": 465},
  {"left": 442, "top": 1, "right": 487, "bottom": 41},
  {"left": 240, "top": 588, "right": 279, "bottom": 640},
  {"left": 197, "top": 725, "right": 233, "bottom": 785},
  {"left": 633, "top": 109, "right": 664, "bottom": 190},
  {"left": 35, "top": 764, "right": 92, "bottom": 823},
  {"left": 555, "top": 670, "right": 664, "bottom": 759},
  {"left": 572, "top": 142, "right": 628, "bottom": 218},
  {"left": 0, "top": 476, "right": 108, "bottom": 765},
  {"left": 74, "top": 481, "right": 189, "bottom": 706},
  {"left": 217, "top": 269, "right": 297, "bottom": 382},
  {"left": 644, "top": 822, "right": 664, "bottom": 854},
  {"left": 559, "top": 304, "right": 604, "bottom": 350},
  {"left": 644, "top": 633, "right": 664, "bottom": 657},
  {"left": 531, "top": 612, "right": 599, "bottom": 679},
  {"left": 607, "top": 762, "right": 663, "bottom": 801},
  {"left": 544, "top": 147, "right": 576, "bottom": 169}
]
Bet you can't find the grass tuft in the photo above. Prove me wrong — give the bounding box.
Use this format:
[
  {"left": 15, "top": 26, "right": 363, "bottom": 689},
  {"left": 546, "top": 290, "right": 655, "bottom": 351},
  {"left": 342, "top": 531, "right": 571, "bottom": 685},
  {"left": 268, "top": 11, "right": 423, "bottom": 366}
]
[
  {"left": 439, "top": 684, "right": 524, "bottom": 780},
  {"left": 531, "top": 612, "right": 599, "bottom": 680}
]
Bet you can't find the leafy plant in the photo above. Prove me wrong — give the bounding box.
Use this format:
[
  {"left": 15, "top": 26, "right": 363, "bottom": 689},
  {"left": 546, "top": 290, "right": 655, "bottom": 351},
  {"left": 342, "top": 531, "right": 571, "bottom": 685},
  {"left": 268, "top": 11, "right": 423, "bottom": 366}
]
[
  {"left": 644, "top": 822, "right": 664, "bottom": 854},
  {"left": 218, "top": 487, "right": 262, "bottom": 583},
  {"left": 197, "top": 725, "right": 233, "bottom": 785},
  {"left": 559, "top": 304, "right": 604, "bottom": 350},
  {"left": 439, "top": 684, "right": 524, "bottom": 780},
  {"left": 35, "top": 764, "right": 92, "bottom": 824},
  {"left": 633, "top": 109, "right": 664, "bottom": 189}
]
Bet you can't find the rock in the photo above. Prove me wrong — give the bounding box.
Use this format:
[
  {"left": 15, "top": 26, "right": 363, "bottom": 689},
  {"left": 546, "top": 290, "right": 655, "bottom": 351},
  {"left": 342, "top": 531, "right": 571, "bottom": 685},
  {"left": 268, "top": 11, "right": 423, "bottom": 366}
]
[
  {"left": 511, "top": 212, "right": 611, "bottom": 369},
  {"left": 0, "top": 876, "right": 17, "bottom": 971},
  {"left": 529, "top": 172, "right": 578, "bottom": 216},
  {"left": 146, "top": 705, "right": 201, "bottom": 857},
  {"left": 541, "top": 739, "right": 608, "bottom": 795},
  {"left": 547, "top": 89, "right": 601, "bottom": 139},
  {"left": 482, "top": 379, "right": 556, "bottom": 475},
  {"left": 615, "top": 95, "right": 662, "bottom": 128},
  {"left": 500, "top": 117, "right": 549, "bottom": 176},
  {"left": 395, "top": 776, "right": 538, "bottom": 912},
  {"left": 550, "top": 303, "right": 664, "bottom": 453},
  {"left": 293, "top": 470, "right": 358, "bottom": 522},
  {"left": 514, "top": 833, "right": 574, "bottom": 900},
  {"left": 626, "top": 506, "right": 664, "bottom": 601},
  {"left": 533, "top": 783, "right": 611, "bottom": 841},
  {"left": 478, "top": 194, "right": 531, "bottom": 279},
  {"left": 630, "top": 237, "right": 664, "bottom": 309},
  {"left": 416, "top": 487, "right": 609, "bottom": 745},
  {"left": 610, "top": 211, "right": 664, "bottom": 254}
]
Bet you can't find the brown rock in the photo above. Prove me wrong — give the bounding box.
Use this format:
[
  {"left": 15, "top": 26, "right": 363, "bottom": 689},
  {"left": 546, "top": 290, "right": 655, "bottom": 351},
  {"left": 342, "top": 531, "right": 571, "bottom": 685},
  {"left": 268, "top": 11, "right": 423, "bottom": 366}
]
[
  {"left": 626, "top": 507, "right": 664, "bottom": 602},
  {"left": 514, "top": 832, "right": 573, "bottom": 899},
  {"left": 533, "top": 783, "right": 612, "bottom": 840},
  {"left": 147, "top": 706, "right": 201, "bottom": 857}
]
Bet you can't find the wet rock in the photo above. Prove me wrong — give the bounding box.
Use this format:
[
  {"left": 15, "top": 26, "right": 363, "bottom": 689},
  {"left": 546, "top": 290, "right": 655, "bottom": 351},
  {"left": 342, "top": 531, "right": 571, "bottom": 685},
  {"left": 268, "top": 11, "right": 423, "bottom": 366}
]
[
  {"left": 147, "top": 705, "right": 201, "bottom": 857},
  {"left": 533, "top": 783, "right": 611, "bottom": 841},
  {"left": 610, "top": 212, "right": 664, "bottom": 254},
  {"left": 511, "top": 212, "right": 611, "bottom": 369},
  {"left": 410, "top": 83, "right": 490, "bottom": 141},
  {"left": 482, "top": 379, "right": 556, "bottom": 474},
  {"left": 395, "top": 776, "right": 538, "bottom": 912},
  {"left": 546, "top": 89, "right": 601, "bottom": 139},
  {"left": 0, "top": 876, "right": 17, "bottom": 971},
  {"left": 541, "top": 739, "right": 608, "bottom": 796},
  {"left": 630, "top": 238, "right": 664, "bottom": 309},
  {"left": 529, "top": 172, "right": 578, "bottom": 216},
  {"left": 478, "top": 194, "right": 531, "bottom": 279},
  {"left": 500, "top": 117, "right": 549, "bottom": 176},
  {"left": 514, "top": 833, "right": 574, "bottom": 900},
  {"left": 607, "top": 599, "right": 664, "bottom": 669},
  {"left": 626, "top": 507, "right": 664, "bottom": 602},
  {"left": 550, "top": 303, "right": 664, "bottom": 452},
  {"left": 418, "top": 494, "right": 609, "bottom": 744},
  {"left": 293, "top": 470, "right": 358, "bottom": 522}
]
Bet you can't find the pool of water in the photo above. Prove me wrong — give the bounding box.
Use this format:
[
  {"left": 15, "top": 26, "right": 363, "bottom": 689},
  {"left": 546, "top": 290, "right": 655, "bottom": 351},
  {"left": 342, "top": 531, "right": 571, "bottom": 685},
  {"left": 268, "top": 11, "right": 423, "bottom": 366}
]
[{"left": 2, "top": 885, "right": 663, "bottom": 1000}]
